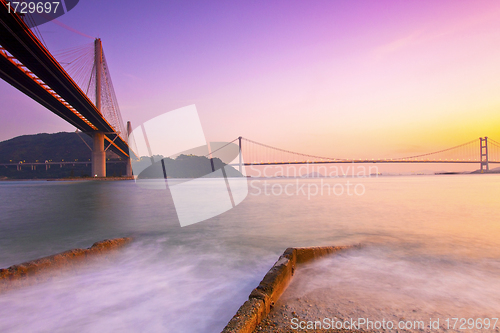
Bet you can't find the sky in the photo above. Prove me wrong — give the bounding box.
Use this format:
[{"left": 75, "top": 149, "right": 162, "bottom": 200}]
[{"left": 1, "top": 0, "right": 500, "bottom": 169}]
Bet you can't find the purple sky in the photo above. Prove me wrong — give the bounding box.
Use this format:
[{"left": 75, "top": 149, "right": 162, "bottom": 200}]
[{"left": 1, "top": 0, "right": 500, "bottom": 170}]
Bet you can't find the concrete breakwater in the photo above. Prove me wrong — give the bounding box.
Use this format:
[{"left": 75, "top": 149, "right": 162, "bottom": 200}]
[
  {"left": 222, "top": 245, "right": 357, "bottom": 333},
  {"left": 0, "top": 237, "right": 132, "bottom": 293}
]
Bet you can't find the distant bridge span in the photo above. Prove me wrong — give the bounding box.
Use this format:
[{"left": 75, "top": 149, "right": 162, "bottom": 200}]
[
  {"left": 239, "top": 160, "right": 500, "bottom": 166},
  {"left": 232, "top": 137, "right": 500, "bottom": 172}
]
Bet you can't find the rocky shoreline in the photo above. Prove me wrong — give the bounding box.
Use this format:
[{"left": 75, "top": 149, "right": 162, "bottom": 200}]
[
  {"left": 222, "top": 245, "right": 358, "bottom": 333},
  {"left": 0, "top": 237, "right": 132, "bottom": 293}
]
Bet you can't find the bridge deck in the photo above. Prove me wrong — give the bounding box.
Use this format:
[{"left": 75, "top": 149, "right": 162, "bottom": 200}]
[{"left": 234, "top": 160, "right": 500, "bottom": 166}]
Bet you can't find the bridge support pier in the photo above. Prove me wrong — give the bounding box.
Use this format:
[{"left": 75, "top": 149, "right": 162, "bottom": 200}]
[
  {"left": 92, "top": 131, "right": 106, "bottom": 177},
  {"left": 125, "top": 159, "right": 132, "bottom": 177}
]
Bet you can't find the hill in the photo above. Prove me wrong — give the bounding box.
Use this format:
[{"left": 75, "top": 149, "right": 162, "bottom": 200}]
[
  {"left": 0, "top": 132, "right": 96, "bottom": 164},
  {"left": 135, "top": 154, "right": 242, "bottom": 179},
  {"left": 0, "top": 132, "right": 243, "bottom": 179},
  {"left": 0, "top": 132, "right": 125, "bottom": 179}
]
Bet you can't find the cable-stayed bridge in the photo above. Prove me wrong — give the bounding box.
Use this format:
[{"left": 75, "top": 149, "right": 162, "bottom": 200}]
[{"left": 0, "top": 1, "right": 129, "bottom": 177}]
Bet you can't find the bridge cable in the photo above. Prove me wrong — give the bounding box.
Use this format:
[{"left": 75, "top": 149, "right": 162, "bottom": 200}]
[
  {"left": 241, "top": 137, "right": 346, "bottom": 162},
  {"left": 391, "top": 139, "right": 478, "bottom": 160}
]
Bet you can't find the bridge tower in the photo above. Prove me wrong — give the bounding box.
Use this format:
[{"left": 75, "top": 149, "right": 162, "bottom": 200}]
[
  {"left": 126, "top": 121, "right": 133, "bottom": 177},
  {"left": 92, "top": 38, "right": 106, "bottom": 177},
  {"left": 480, "top": 137, "right": 489, "bottom": 172},
  {"left": 238, "top": 136, "right": 242, "bottom": 174}
]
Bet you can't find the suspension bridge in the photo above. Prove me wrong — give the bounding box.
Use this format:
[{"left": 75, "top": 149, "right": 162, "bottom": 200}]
[
  {"left": 1, "top": 3, "right": 499, "bottom": 177},
  {"left": 228, "top": 137, "right": 500, "bottom": 173}
]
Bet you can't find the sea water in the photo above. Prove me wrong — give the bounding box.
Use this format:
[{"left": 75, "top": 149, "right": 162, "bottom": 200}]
[{"left": 0, "top": 175, "right": 499, "bottom": 332}]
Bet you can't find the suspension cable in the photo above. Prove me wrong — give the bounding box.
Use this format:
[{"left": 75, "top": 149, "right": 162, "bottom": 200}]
[
  {"left": 391, "top": 139, "right": 478, "bottom": 160},
  {"left": 241, "top": 137, "right": 345, "bottom": 161}
]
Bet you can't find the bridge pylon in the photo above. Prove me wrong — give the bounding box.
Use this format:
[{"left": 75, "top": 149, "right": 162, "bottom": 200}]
[
  {"left": 238, "top": 136, "right": 242, "bottom": 174},
  {"left": 126, "top": 121, "right": 133, "bottom": 177},
  {"left": 480, "top": 137, "right": 489, "bottom": 172},
  {"left": 91, "top": 38, "right": 106, "bottom": 177}
]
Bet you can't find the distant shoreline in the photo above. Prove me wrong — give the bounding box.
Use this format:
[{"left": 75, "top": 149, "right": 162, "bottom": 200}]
[
  {"left": 0, "top": 177, "right": 134, "bottom": 182},
  {"left": 3, "top": 173, "right": 500, "bottom": 182}
]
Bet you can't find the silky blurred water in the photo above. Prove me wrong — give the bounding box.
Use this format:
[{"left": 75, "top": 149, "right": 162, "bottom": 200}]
[{"left": 0, "top": 175, "right": 499, "bottom": 332}]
